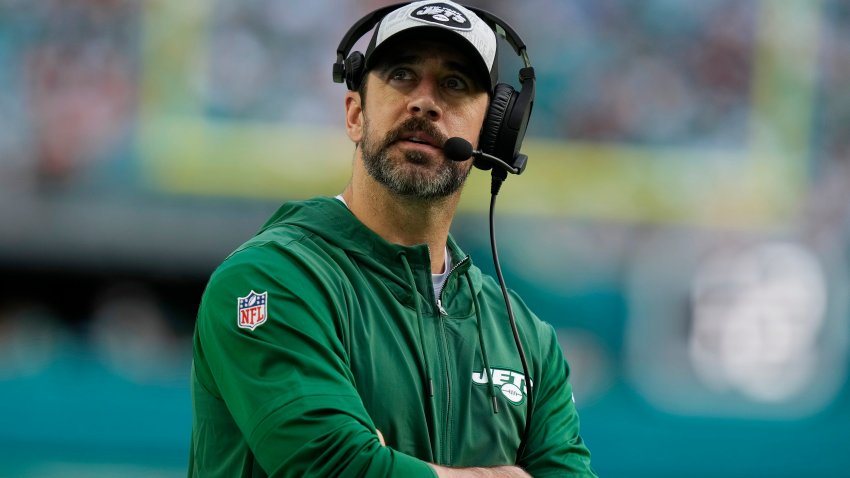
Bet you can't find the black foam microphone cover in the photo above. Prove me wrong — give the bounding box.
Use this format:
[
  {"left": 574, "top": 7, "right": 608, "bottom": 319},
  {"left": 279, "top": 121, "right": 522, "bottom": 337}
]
[{"left": 443, "top": 137, "right": 473, "bottom": 162}]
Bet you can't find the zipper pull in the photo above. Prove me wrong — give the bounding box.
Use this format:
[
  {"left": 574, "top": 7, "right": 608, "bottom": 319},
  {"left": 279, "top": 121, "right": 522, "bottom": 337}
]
[{"left": 436, "top": 298, "right": 448, "bottom": 315}]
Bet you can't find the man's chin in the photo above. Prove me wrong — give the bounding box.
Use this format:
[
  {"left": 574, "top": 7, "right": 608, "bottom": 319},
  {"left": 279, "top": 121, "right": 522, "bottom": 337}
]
[
  {"left": 363, "top": 145, "right": 466, "bottom": 199},
  {"left": 379, "top": 166, "right": 459, "bottom": 199},
  {"left": 390, "top": 142, "right": 442, "bottom": 165}
]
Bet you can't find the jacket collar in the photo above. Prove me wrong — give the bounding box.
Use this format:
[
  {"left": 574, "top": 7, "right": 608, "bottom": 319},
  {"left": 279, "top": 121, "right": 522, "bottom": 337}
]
[{"left": 257, "top": 196, "right": 482, "bottom": 310}]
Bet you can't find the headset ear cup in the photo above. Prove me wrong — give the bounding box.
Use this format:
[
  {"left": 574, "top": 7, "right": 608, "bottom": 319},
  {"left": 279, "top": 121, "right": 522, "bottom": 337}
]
[
  {"left": 478, "top": 83, "right": 515, "bottom": 170},
  {"left": 344, "top": 51, "right": 366, "bottom": 91}
]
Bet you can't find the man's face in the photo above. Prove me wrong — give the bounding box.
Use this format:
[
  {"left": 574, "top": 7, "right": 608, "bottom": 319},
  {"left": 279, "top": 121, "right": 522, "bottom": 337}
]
[{"left": 346, "top": 38, "right": 490, "bottom": 200}]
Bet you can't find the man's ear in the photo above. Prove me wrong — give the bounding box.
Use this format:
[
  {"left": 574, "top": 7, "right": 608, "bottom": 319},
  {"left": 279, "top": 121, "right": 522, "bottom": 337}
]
[{"left": 345, "top": 91, "right": 363, "bottom": 144}]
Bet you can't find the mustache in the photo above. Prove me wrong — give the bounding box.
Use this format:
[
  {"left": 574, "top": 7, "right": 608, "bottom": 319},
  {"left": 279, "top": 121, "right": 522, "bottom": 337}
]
[{"left": 383, "top": 117, "right": 448, "bottom": 148}]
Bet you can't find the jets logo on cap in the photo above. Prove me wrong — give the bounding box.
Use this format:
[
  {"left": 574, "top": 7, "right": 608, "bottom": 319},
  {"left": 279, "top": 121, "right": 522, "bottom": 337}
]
[{"left": 410, "top": 3, "right": 473, "bottom": 31}]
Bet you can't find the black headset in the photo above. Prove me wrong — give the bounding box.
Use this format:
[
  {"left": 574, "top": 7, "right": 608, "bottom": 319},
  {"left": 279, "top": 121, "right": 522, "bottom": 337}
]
[{"left": 332, "top": 2, "right": 536, "bottom": 173}]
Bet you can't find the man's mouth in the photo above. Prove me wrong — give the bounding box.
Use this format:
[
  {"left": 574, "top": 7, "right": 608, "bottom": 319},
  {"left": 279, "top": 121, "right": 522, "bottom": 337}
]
[{"left": 399, "top": 132, "right": 439, "bottom": 148}]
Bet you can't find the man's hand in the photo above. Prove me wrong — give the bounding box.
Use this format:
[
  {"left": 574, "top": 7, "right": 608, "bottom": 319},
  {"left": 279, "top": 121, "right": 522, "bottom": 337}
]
[{"left": 430, "top": 464, "right": 531, "bottom": 477}]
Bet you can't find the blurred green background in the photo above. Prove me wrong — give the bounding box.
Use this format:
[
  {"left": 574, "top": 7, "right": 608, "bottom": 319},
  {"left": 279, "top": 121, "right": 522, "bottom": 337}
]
[{"left": 1, "top": 0, "right": 849, "bottom": 476}]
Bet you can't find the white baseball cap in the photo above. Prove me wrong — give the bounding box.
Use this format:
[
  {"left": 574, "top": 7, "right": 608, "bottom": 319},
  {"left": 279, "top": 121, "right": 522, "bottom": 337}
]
[{"left": 364, "top": 1, "right": 499, "bottom": 91}]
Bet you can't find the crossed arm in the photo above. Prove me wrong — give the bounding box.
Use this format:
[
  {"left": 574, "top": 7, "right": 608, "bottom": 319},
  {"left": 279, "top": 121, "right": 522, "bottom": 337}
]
[
  {"left": 430, "top": 465, "right": 531, "bottom": 477},
  {"left": 375, "top": 430, "right": 531, "bottom": 478}
]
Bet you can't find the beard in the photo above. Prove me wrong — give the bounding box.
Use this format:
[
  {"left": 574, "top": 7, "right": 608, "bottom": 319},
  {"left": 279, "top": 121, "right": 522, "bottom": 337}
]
[{"left": 360, "top": 116, "right": 471, "bottom": 200}]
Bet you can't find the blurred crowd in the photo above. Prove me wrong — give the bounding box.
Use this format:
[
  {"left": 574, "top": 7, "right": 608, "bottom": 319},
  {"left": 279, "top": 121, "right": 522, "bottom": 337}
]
[
  {"left": 1, "top": 0, "right": 845, "bottom": 175},
  {"left": 1, "top": 0, "right": 847, "bottom": 167}
]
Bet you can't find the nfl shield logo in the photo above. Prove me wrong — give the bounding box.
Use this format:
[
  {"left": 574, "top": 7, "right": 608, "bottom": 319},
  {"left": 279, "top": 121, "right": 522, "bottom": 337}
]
[{"left": 237, "top": 290, "right": 268, "bottom": 330}]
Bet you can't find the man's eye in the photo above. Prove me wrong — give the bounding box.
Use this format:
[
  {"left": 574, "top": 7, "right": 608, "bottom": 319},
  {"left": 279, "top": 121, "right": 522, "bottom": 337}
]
[
  {"left": 444, "top": 77, "right": 468, "bottom": 91},
  {"left": 390, "top": 69, "right": 413, "bottom": 81}
]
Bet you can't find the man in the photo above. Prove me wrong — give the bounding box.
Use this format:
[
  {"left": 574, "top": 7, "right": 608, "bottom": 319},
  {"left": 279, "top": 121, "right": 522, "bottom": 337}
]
[{"left": 188, "top": 1, "right": 596, "bottom": 476}]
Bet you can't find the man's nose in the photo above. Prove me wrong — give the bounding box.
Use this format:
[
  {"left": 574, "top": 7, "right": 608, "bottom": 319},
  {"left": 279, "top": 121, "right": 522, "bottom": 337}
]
[{"left": 407, "top": 79, "right": 442, "bottom": 120}]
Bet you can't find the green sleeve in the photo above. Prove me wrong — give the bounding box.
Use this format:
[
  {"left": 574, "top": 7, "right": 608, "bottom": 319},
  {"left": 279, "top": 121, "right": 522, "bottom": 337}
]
[
  {"left": 519, "top": 321, "right": 597, "bottom": 477},
  {"left": 196, "top": 243, "right": 437, "bottom": 478}
]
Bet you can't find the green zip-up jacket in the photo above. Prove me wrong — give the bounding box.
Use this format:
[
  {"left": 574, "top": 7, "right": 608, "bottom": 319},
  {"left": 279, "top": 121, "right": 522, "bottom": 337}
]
[{"left": 189, "top": 196, "right": 595, "bottom": 477}]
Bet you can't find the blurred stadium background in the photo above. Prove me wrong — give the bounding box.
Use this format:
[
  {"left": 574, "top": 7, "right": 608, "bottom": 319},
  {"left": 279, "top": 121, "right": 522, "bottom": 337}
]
[{"left": 1, "top": 0, "right": 849, "bottom": 476}]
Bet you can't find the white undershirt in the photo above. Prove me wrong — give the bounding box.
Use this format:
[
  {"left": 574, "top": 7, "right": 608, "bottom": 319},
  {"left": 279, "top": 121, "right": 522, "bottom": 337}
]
[
  {"left": 431, "top": 247, "right": 452, "bottom": 299},
  {"left": 336, "top": 194, "right": 449, "bottom": 298}
]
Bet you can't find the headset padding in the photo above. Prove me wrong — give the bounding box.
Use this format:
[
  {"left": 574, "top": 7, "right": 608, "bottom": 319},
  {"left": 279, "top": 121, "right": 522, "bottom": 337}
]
[
  {"left": 480, "top": 83, "right": 515, "bottom": 159},
  {"left": 344, "top": 51, "right": 366, "bottom": 91}
]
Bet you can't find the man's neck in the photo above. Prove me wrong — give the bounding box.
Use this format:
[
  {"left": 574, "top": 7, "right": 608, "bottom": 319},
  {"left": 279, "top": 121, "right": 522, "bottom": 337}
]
[{"left": 342, "top": 169, "right": 460, "bottom": 274}]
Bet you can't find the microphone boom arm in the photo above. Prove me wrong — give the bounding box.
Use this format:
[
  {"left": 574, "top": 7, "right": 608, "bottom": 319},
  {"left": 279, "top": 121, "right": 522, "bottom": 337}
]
[
  {"left": 474, "top": 150, "right": 524, "bottom": 175},
  {"left": 442, "top": 137, "right": 526, "bottom": 175}
]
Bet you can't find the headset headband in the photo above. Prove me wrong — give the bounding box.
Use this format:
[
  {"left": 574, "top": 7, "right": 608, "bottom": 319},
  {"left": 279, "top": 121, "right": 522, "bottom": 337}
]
[{"left": 333, "top": 2, "right": 532, "bottom": 85}]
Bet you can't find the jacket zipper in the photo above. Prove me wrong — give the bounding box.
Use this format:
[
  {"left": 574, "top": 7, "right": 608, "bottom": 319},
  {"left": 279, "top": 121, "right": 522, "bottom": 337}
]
[
  {"left": 434, "top": 255, "right": 468, "bottom": 463},
  {"left": 435, "top": 256, "right": 470, "bottom": 315},
  {"left": 437, "top": 313, "right": 453, "bottom": 464}
]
